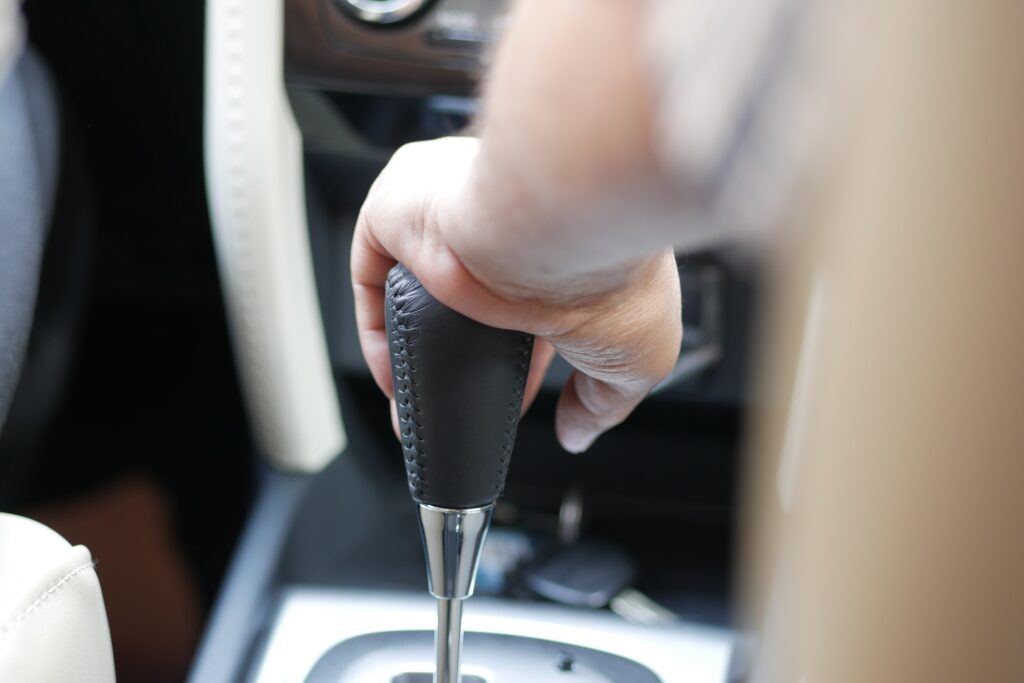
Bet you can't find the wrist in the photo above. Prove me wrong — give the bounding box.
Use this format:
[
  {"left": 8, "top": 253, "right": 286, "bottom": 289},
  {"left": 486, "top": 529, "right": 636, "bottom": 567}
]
[
  {"left": 434, "top": 137, "right": 666, "bottom": 307},
  {"left": 434, "top": 148, "right": 532, "bottom": 298}
]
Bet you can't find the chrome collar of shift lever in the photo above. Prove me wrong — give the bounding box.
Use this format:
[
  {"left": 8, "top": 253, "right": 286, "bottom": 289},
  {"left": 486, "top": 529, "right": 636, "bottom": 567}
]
[{"left": 417, "top": 504, "right": 494, "bottom": 600}]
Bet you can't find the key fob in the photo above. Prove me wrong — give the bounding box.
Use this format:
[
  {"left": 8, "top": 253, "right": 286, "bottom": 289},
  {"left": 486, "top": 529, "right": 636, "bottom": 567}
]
[{"left": 521, "top": 541, "right": 636, "bottom": 609}]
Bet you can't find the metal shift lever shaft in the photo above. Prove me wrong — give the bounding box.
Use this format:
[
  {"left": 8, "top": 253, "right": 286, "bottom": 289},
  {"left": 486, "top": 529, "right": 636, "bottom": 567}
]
[{"left": 385, "top": 264, "right": 533, "bottom": 683}]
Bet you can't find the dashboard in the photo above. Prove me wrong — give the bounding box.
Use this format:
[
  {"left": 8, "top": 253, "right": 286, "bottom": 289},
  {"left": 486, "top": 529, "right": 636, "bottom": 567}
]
[{"left": 286, "top": 0, "right": 508, "bottom": 95}]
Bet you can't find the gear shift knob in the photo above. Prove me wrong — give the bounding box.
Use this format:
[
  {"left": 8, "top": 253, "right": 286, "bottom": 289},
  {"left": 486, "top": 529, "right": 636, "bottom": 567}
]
[{"left": 384, "top": 264, "right": 533, "bottom": 683}]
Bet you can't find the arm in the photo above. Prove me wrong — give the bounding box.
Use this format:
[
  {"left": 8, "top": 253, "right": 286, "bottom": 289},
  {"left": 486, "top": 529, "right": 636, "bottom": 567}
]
[
  {"left": 352, "top": 0, "right": 682, "bottom": 452},
  {"left": 449, "top": 0, "right": 684, "bottom": 295}
]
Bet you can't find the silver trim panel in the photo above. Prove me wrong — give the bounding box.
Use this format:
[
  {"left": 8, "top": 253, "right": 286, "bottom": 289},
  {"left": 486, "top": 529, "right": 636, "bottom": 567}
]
[{"left": 251, "top": 588, "right": 736, "bottom": 683}]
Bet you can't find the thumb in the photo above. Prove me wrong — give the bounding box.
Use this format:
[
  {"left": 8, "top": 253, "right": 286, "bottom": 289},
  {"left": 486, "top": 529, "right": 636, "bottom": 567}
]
[{"left": 554, "top": 371, "right": 649, "bottom": 453}]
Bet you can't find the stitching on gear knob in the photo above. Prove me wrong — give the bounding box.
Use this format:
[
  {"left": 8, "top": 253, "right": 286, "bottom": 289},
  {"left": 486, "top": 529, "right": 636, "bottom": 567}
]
[{"left": 385, "top": 264, "right": 533, "bottom": 509}]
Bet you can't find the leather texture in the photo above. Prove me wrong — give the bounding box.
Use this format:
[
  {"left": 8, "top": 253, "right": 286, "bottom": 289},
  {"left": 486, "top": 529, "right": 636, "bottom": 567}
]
[
  {"left": 385, "top": 264, "right": 533, "bottom": 509},
  {"left": 0, "top": 514, "right": 115, "bottom": 682}
]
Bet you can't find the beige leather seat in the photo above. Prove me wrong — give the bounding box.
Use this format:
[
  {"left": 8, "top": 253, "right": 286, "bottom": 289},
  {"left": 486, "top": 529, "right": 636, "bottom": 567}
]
[{"left": 0, "top": 514, "right": 115, "bottom": 682}]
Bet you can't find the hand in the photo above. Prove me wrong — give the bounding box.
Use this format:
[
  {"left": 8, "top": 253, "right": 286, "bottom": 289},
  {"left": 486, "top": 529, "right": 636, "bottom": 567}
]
[{"left": 352, "top": 137, "right": 682, "bottom": 453}]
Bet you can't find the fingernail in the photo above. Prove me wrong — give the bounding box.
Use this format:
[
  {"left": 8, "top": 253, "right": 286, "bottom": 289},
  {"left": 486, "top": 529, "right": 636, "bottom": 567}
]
[
  {"left": 560, "top": 429, "right": 597, "bottom": 454},
  {"left": 389, "top": 399, "right": 401, "bottom": 441}
]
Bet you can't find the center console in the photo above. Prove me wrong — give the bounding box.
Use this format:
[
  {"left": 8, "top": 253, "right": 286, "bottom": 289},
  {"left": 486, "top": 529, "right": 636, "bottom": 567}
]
[{"left": 254, "top": 590, "right": 734, "bottom": 682}]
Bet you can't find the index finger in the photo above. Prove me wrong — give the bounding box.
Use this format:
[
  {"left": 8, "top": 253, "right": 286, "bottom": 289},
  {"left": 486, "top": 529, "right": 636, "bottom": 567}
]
[{"left": 351, "top": 217, "right": 398, "bottom": 400}]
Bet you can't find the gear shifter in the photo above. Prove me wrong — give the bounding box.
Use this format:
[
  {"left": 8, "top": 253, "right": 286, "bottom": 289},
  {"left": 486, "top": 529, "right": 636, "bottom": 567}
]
[{"left": 385, "top": 264, "right": 533, "bottom": 683}]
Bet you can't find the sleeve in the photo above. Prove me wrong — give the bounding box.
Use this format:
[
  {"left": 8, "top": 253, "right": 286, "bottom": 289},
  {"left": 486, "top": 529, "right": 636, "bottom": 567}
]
[{"left": 645, "top": 0, "right": 856, "bottom": 249}]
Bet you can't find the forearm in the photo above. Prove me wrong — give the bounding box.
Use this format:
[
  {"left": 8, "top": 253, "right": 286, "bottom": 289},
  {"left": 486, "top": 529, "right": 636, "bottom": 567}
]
[{"left": 442, "top": 0, "right": 680, "bottom": 299}]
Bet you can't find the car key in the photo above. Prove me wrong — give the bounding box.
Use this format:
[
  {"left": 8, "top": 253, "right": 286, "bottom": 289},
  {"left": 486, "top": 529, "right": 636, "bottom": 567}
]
[{"left": 520, "top": 540, "right": 679, "bottom": 626}]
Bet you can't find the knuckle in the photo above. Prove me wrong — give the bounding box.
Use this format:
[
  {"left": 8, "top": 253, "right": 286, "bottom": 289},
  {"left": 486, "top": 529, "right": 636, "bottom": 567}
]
[
  {"left": 652, "top": 317, "right": 683, "bottom": 380},
  {"left": 572, "top": 373, "right": 640, "bottom": 426}
]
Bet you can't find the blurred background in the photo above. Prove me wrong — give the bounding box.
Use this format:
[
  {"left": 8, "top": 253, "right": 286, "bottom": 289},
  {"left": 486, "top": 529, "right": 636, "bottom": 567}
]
[{"left": 2, "top": 4, "right": 252, "bottom": 680}]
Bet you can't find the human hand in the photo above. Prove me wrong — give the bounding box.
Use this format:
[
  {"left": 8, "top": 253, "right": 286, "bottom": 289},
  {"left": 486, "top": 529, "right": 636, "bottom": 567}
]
[{"left": 352, "top": 137, "right": 682, "bottom": 453}]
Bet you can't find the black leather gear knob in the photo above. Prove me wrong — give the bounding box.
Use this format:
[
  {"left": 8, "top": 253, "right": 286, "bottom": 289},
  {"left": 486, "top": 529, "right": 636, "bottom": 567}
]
[{"left": 385, "top": 264, "right": 534, "bottom": 509}]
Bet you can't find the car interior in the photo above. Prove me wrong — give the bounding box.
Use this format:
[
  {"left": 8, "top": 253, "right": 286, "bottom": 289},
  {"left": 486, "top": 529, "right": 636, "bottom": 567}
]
[
  {"left": 1, "top": 2, "right": 747, "bottom": 680},
  {"left": 3, "top": 1, "right": 1022, "bottom": 683},
  {"left": 201, "top": 1, "right": 749, "bottom": 679}
]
